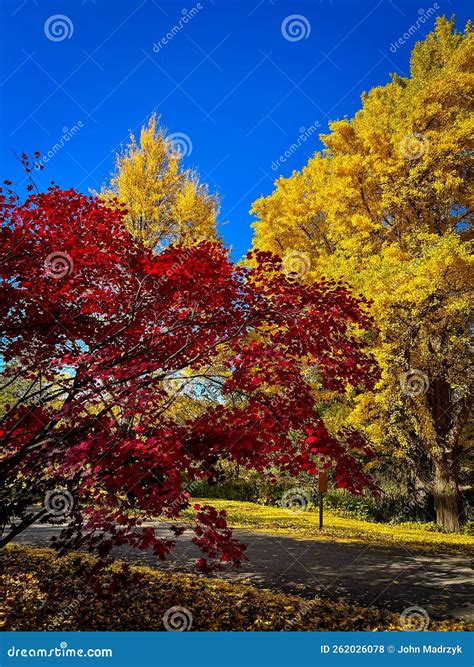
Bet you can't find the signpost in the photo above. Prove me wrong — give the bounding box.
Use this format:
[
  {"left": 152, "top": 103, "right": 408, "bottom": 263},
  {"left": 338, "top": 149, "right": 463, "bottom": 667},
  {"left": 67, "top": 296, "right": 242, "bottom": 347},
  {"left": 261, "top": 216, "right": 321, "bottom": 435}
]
[{"left": 318, "top": 471, "right": 328, "bottom": 529}]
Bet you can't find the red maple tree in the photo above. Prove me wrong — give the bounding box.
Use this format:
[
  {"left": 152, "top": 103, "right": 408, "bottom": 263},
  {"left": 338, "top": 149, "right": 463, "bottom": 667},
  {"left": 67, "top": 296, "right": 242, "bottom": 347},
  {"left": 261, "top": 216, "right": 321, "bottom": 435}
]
[{"left": 0, "top": 180, "right": 378, "bottom": 570}]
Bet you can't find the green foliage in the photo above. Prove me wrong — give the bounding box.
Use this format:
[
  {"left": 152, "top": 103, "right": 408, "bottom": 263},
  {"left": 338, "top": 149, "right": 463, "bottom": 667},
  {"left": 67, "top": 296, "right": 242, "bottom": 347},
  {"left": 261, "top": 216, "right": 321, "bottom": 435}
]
[
  {"left": 323, "top": 489, "right": 431, "bottom": 524},
  {"left": 463, "top": 519, "right": 474, "bottom": 536},
  {"left": 191, "top": 472, "right": 434, "bottom": 524},
  {"left": 190, "top": 479, "right": 259, "bottom": 502},
  {"left": 190, "top": 469, "right": 318, "bottom": 506}
]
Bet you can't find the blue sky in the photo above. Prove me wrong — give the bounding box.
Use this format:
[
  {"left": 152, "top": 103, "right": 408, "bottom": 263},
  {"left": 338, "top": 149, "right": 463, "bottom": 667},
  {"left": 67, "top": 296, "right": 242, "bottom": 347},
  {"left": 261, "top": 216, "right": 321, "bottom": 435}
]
[{"left": 0, "top": 0, "right": 469, "bottom": 258}]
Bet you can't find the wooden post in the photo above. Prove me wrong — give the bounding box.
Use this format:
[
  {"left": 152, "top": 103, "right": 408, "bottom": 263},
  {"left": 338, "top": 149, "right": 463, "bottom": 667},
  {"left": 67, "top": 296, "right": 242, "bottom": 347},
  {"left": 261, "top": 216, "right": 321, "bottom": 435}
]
[{"left": 318, "top": 471, "right": 328, "bottom": 529}]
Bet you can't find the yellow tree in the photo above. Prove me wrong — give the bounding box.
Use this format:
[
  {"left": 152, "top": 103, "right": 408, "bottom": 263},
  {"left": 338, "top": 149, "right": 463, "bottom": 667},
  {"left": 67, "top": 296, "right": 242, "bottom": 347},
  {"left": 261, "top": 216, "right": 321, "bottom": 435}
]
[
  {"left": 100, "top": 116, "right": 220, "bottom": 431},
  {"left": 102, "top": 115, "right": 218, "bottom": 249},
  {"left": 251, "top": 18, "right": 473, "bottom": 531}
]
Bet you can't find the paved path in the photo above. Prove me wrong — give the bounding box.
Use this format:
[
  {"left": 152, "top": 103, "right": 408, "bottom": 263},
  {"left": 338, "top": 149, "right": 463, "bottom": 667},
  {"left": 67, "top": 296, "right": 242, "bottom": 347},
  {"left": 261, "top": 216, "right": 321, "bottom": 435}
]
[{"left": 13, "top": 523, "right": 473, "bottom": 622}]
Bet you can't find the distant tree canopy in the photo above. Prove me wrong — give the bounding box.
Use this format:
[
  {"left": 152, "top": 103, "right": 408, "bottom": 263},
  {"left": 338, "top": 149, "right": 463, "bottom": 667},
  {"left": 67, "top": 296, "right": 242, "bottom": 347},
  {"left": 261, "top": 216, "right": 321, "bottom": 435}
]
[{"left": 101, "top": 114, "right": 218, "bottom": 250}]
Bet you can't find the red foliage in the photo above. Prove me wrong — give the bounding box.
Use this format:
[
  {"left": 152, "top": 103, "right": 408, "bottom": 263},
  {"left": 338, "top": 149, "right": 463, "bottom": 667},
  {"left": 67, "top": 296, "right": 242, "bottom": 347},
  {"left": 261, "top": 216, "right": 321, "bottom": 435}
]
[{"left": 0, "top": 181, "right": 379, "bottom": 569}]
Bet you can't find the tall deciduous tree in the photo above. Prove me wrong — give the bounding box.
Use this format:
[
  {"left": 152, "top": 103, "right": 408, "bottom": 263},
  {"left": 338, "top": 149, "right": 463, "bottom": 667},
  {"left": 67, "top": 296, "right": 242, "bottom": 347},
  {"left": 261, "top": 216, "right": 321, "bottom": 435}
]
[
  {"left": 251, "top": 18, "right": 473, "bottom": 532},
  {"left": 101, "top": 114, "right": 218, "bottom": 249},
  {"left": 0, "top": 181, "right": 377, "bottom": 567}
]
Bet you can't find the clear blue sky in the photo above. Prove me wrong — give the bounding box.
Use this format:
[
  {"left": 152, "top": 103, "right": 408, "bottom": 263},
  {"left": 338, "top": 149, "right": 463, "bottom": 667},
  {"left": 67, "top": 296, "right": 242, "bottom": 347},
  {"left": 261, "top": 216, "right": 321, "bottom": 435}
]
[{"left": 0, "top": 0, "right": 469, "bottom": 258}]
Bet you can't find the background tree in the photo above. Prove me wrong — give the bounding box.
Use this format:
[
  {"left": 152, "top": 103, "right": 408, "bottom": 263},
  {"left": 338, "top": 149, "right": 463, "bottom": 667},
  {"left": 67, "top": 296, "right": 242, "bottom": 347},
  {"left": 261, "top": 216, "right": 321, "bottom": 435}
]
[
  {"left": 101, "top": 114, "right": 218, "bottom": 249},
  {"left": 0, "top": 180, "right": 378, "bottom": 568},
  {"left": 251, "top": 18, "right": 473, "bottom": 532}
]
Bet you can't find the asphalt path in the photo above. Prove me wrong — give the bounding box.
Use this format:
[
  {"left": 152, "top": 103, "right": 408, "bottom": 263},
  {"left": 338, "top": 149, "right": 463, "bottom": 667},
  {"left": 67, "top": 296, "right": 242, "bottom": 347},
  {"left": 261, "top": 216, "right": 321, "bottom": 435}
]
[{"left": 12, "top": 522, "right": 473, "bottom": 622}]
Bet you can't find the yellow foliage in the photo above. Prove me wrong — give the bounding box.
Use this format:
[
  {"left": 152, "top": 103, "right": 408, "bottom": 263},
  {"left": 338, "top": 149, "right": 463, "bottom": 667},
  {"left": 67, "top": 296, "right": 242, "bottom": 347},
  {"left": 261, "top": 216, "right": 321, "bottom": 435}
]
[
  {"left": 184, "top": 499, "right": 474, "bottom": 554},
  {"left": 102, "top": 114, "right": 218, "bottom": 249},
  {"left": 2, "top": 545, "right": 470, "bottom": 631},
  {"left": 251, "top": 18, "right": 473, "bottom": 531}
]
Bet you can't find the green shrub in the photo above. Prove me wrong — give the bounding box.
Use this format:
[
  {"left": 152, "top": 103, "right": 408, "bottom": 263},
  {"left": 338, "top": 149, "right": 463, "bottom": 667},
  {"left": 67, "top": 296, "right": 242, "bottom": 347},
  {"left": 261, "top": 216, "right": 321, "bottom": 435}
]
[
  {"left": 323, "top": 489, "right": 437, "bottom": 524},
  {"left": 190, "top": 470, "right": 472, "bottom": 529},
  {"left": 190, "top": 479, "right": 259, "bottom": 502},
  {"left": 190, "top": 474, "right": 311, "bottom": 506}
]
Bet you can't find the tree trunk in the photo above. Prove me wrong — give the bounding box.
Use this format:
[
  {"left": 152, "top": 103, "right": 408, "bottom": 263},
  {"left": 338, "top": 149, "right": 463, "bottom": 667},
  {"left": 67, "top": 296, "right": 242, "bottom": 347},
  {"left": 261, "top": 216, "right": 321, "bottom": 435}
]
[
  {"left": 406, "top": 448, "right": 436, "bottom": 521},
  {"left": 0, "top": 508, "right": 48, "bottom": 549},
  {"left": 432, "top": 456, "right": 464, "bottom": 532},
  {"left": 426, "top": 377, "right": 470, "bottom": 533}
]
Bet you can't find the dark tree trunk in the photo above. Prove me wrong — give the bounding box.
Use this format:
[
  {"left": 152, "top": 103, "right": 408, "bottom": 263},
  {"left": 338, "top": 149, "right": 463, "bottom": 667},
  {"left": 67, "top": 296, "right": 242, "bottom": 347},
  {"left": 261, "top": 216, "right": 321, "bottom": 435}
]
[
  {"left": 405, "top": 448, "right": 436, "bottom": 521},
  {"left": 427, "top": 378, "right": 469, "bottom": 532},
  {"left": 432, "top": 455, "right": 464, "bottom": 533},
  {"left": 0, "top": 508, "right": 48, "bottom": 549}
]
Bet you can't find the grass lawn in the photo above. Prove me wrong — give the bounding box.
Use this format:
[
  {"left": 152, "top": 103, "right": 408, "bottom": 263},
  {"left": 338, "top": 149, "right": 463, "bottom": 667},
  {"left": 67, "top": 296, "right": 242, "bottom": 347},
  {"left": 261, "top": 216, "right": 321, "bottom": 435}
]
[
  {"left": 1, "top": 544, "right": 470, "bottom": 632},
  {"left": 183, "top": 499, "right": 474, "bottom": 555}
]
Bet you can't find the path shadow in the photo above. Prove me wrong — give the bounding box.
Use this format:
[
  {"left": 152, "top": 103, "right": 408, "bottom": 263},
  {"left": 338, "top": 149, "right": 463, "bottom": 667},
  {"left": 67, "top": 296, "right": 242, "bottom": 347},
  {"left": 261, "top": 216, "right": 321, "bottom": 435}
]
[{"left": 13, "top": 524, "right": 474, "bottom": 622}]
